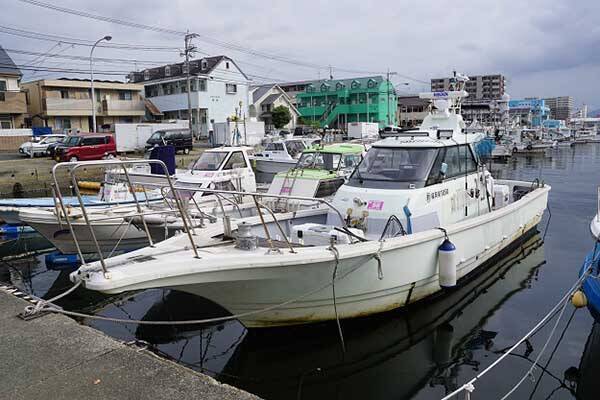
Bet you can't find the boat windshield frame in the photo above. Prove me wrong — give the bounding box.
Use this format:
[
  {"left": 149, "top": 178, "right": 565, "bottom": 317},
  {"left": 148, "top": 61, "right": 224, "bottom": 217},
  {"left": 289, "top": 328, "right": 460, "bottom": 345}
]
[
  {"left": 192, "top": 151, "right": 229, "bottom": 171},
  {"left": 348, "top": 146, "right": 439, "bottom": 189}
]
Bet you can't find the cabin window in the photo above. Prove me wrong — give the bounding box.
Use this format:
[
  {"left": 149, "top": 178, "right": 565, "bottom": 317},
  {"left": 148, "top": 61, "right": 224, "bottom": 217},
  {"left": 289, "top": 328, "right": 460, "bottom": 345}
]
[
  {"left": 285, "top": 141, "right": 305, "bottom": 157},
  {"left": 441, "top": 145, "right": 478, "bottom": 179},
  {"left": 223, "top": 151, "right": 247, "bottom": 169},
  {"left": 349, "top": 147, "right": 438, "bottom": 189},
  {"left": 315, "top": 178, "right": 345, "bottom": 198},
  {"left": 192, "top": 151, "right": 228, "bottom": 171},
  {"left": 297, "top": 152, "right": 341, "bottom": 171},
  {"left": 265, "top": 143, "right": 284, "bottom": 151}
]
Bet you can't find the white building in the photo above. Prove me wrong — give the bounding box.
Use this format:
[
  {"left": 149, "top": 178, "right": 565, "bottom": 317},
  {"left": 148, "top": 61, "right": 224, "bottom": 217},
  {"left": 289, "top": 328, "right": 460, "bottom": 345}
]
[
  {"left": 129, "top": 56, "right": 250, "bottom": 137},
  {"left": 249, "top": 84, "right": 299, "bottom": 131}
]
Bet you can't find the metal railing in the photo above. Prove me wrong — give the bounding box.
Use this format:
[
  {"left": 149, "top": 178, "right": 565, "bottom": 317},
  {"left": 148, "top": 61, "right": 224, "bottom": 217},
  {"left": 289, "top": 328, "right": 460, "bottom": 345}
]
[
  {"left": 51, "top": 159, "right": 197, "bottom": 278},
  {"left": 51, "top": 159, "right": 348, "bottom": 279}
]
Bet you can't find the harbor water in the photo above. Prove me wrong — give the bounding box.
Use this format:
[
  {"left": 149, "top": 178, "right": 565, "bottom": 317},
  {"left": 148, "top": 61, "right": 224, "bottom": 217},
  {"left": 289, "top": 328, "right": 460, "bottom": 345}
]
[{"left": 2, "top": 144, "right": 600, "bottom": 399}]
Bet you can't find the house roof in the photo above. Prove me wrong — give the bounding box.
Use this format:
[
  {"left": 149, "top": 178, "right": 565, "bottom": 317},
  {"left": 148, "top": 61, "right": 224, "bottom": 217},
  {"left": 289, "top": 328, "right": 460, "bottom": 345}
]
[
  {"left": 262, "top": 93, "right": 282, "bottom": 105},
  {"left": 0, "top": 45, "right": 22, "bottom": 77},
  {"left": 251, "top": 85, "right": 272, "bottom": 103},
  {"left": 129, "top": 55, "right": 249, "bottom": 83}
]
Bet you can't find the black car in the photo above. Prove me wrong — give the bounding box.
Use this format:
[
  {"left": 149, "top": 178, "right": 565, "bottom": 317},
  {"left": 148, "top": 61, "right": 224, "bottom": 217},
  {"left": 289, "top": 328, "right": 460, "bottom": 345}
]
[
  {"left": 145, "top": 129, "right": 193, "bottom": 154},
  {"left": 46, "top": 135, "right": 78, "bottom": 157}
]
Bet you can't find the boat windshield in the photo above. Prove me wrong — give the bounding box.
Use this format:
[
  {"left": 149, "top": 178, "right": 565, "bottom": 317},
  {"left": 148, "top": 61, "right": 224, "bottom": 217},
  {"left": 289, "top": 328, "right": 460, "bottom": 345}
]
[
  {"left": 348, "top": 147, "right": 438, "bottom": 188},
  {"left": 297, "top": 152, "right": 341, "bottom": 170},
  {"left": 192, "top": 152, "right": 228, "bottom": 171}
]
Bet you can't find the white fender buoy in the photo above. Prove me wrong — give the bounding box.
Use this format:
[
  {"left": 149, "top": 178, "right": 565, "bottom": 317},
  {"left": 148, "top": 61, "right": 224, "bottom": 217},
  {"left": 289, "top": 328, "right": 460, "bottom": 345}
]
[{"left": 438, "top": 237, "right": 457, "bottom": 288}]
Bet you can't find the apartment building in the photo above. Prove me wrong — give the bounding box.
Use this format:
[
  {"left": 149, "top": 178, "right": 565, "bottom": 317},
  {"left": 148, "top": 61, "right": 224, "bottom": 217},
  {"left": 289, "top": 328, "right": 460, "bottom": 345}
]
[
  {"left": 22, "top": 78, "right": 145, "bottom": 132},
  {"left": 431, "top": 74, "right": 506, "bottom": 124},
  {"left": 397, "top": 95, "right": 430, "bottom": 127},
  {"left": 296, "top": 76, "right": 397, "bottom": 129},
  {"left": 129, "top": 55, "right": 250, "bottom": 138},
  {"left": 543, "top": 96, "right": 573, "bottom": 121},
  {"left": 0, "top": 46, "right": 27, "bottom": 129}
]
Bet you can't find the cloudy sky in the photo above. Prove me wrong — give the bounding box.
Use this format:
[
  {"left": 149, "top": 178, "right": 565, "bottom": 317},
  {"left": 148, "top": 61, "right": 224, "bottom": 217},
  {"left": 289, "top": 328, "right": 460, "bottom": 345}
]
[{"left": 2, "top": 0, "right": 599, "bottom": 110}]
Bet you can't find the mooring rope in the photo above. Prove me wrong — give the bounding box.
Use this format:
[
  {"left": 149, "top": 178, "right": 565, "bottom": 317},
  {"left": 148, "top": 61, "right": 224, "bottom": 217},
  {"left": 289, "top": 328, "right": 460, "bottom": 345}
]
[
  {"left": 440, "top": 252, "right": 597, "bottom": 400},
  {"left": 328, "top": 243, "right": 345, "bottom": 353}
]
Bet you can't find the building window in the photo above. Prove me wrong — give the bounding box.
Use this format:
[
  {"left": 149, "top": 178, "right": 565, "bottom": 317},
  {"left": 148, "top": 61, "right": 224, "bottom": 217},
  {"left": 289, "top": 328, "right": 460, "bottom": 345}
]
[
  {"left": 226, "top": 83, "right": 237, "bottom": 94},
  {"left": 226, "top": 61, "right": 230, "bottom": 69},
  {"left": 118, "top": 91, "right": 132, "bottom": 100},
  {"left": 201, "top": 59, "right": 208, "bottom": 70},
  {"left": 0, "top": 116, "right": 12, "bottom": 129},
  {"left": 182, "top": 63, "right": 189, "bottom": 74},
  {"left": 336, "top": 82, "right": 345, "bottom": 91},
  {"left": 165, "top": 66, "right": 171, "bottom": 76},
  {"left": 351, "top": 80, "right": 360, "bottom": 89},
  {"left": 0, "top": 80, "right": 6, "bottom": 91},
  {"left": 143, "top": 70, "right": 150, "bottom": 80},
  {"left": 197, "top": 78, "right": 207, "bottom": 92},
  {"left": 320, "top": 83, "right": 329, "bottom": 92},
  {"left": 367, "top": 79, "right": 377, "bottom": 88},
  {"left": 60, "top": 90, "right": 69, "bottom": 99},
  {"left": 56, "top": 117, "right": 71, "bottom": 130}
]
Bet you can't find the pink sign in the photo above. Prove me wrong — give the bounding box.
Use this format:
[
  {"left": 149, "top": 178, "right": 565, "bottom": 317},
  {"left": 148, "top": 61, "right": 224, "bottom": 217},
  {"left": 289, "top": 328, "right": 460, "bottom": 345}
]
[
  {"left": 281, "top": 187, "right": 292, "bottom": 194},
  {"left": 367, "top": 200, "right": 384, "bottom": 210}
]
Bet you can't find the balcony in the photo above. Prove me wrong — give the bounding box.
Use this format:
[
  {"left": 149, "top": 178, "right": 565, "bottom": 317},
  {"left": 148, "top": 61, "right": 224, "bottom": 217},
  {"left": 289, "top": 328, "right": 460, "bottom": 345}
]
[
  {"left": 44, "top": 97, "right": 94, "bottom": 116},
  {"left": 0, "top": 91, "right": 27, "bottom": 114},
  {"left": 102, "top": 99, "right": 145, "bottom": 116}
]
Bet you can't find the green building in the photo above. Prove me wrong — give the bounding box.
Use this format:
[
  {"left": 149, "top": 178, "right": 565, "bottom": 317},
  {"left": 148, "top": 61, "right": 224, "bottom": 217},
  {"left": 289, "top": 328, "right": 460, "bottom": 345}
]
[{"left": 296, "top": 76, "right": 397, "bottom": 129}]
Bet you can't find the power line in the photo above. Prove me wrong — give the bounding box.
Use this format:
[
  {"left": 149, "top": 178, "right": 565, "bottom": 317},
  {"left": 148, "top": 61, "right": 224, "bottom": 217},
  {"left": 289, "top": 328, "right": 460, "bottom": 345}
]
[
  {"left": 4, "top": 47, "right": 175, "bottom": 66},
  {"left": 15, "top": 0, "right": 428, "bottom": 82},
  {"left": 0, "top": 25, "right": 180, "bottom": 51}
]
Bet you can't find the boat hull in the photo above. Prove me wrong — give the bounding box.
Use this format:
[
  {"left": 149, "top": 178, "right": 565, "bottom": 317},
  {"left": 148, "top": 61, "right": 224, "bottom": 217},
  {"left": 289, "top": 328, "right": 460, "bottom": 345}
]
[
  {"left": 78, "top": 182, "right": 549, "bottom": 328},
  {"left": 252, "top": 158, "right": 296, "bottom": 175},
  {"left": 22, "top": 217, "right": 153, "bottom": 254}
]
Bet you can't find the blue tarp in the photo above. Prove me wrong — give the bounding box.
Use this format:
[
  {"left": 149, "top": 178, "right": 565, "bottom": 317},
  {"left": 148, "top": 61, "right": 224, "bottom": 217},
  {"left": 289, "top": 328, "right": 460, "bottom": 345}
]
[{"left": 32, "top": 127, "right": 52, "bottom": 136}]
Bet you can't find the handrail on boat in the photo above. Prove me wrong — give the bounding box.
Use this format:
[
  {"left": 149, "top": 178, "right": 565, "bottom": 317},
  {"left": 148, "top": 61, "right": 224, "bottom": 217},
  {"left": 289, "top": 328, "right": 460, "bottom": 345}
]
[
  {"left": 51, "top": 159, "right": 348, "bottom": 278},
  {"left": 51, "top": 159, "right": 199, "bottom": 278}
]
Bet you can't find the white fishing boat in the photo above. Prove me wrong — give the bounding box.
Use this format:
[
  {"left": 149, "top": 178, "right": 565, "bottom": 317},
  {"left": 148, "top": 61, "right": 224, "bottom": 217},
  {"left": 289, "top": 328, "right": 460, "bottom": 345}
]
[
  {"left": 250, "top": 138, "right": 319, "bottom": 176},
  {"left": 0, "top": 182, "right": 156, "bottom": 226},
  {"left": 20, "top": 147, "right": 257, "bottom": 254},
  {"left": 70, "top": 88, "right": 550, "bottom": 328}
]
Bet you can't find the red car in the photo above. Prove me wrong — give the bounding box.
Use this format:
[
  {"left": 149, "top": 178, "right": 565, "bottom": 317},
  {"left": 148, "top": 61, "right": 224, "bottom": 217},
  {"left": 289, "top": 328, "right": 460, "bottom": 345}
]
[{"left": 55, "top": 135, "right": 117, "bottom": 162}]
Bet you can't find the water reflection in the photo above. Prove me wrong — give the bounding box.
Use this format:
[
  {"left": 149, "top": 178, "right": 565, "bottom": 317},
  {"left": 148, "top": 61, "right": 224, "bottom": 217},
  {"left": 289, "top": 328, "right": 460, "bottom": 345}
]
[{"left": 72, "top": 232, "right": 545, "bottom": 400}]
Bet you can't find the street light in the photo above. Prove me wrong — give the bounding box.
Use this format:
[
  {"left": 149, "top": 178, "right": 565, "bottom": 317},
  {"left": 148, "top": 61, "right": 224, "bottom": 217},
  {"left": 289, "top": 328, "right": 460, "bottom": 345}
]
[{"left": 90, "top": 35, "right": 112, "bottom": 133}]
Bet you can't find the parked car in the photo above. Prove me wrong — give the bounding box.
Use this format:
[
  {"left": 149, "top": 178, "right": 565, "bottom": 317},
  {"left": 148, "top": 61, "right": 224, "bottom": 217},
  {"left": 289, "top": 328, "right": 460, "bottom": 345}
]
[
  {"left": 54, "top": 135, "right": 116, "bottom": 162},
  {"left": 145, "top": 129, "right": 193, "bottom": 154},
  {"left": 293, "top": 126, "right": 315, "bottom": 136},
  {"left": 19, "top": 134, "right": 66, "bottom": 157}
]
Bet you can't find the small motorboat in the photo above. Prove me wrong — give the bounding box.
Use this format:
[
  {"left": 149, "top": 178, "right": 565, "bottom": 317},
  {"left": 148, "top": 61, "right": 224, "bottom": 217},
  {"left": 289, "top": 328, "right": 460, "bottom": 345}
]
[
  {"left": 20, "top": 146, "right": 258, "bottom": 255},
  {"left": 251, "top": 137, "right": 319, "bottom": 178},
  {"left": 71, "top": 86, "right": 550, "bottom": 328}
]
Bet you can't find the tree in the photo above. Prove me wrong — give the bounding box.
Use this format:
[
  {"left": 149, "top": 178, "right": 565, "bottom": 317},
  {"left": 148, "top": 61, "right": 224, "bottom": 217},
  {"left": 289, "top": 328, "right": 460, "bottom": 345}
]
[{"left": 271, "top": 105, "right": 292, "bottom": 129}]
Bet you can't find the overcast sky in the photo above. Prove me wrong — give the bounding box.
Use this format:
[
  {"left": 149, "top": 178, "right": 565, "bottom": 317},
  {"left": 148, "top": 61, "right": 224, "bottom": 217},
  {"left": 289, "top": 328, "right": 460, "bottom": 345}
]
[{"left": 2, "top": 0, "right": 598, "bottom": 111}]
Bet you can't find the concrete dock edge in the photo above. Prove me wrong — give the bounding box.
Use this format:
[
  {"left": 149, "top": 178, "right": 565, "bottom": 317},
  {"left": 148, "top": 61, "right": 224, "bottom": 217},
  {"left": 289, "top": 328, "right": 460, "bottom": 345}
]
[{"left": 0, "top": 288, "right": 260, "bottom": 400}]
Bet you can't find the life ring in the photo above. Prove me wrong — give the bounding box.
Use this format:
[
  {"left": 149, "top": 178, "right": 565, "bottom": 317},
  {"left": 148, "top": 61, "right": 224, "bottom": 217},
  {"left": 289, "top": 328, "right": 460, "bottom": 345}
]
[{"left": 526, "top": 144, "right": 533, "bottom": 151}]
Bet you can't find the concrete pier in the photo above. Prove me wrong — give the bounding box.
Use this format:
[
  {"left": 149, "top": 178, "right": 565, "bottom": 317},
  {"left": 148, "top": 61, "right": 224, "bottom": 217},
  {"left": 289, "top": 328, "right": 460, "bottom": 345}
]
[{"left": 0, "top": 288, "right": 259, "bottom": 399}]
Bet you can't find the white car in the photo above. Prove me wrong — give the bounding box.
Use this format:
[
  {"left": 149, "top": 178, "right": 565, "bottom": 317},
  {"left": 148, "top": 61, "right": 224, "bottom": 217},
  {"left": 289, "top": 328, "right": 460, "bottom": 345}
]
[{"left": 19, "top": 134, "right": 66, "bottom": 157}]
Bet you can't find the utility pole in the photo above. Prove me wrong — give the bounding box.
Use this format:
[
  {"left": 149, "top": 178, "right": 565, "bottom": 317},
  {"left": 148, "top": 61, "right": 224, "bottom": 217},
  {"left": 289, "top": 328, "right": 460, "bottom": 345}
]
[
  {"left": 182, "top": 32, "right": 198, "bottom": 139},
  {"left": 386, "top": 68, "right": 398, "bottom": 126}
]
